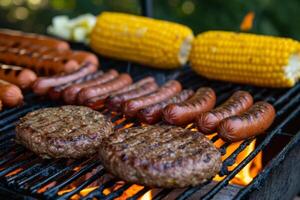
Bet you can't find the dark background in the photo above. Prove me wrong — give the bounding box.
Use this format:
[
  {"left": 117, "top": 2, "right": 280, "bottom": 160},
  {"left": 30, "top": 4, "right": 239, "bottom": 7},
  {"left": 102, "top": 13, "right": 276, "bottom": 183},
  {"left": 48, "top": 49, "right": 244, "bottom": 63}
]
[{"left": 0, "top": 0, "right": 300, "bottom": 39}]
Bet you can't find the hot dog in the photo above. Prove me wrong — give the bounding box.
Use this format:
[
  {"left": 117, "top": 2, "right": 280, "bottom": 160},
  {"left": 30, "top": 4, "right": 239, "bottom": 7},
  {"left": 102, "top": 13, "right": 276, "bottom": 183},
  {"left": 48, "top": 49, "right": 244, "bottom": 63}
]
[
  {"left": 70, "top": 51, "right": 99, "bottom": 66},
  {"left": 63, "top": 69, "right": 119, "bottom": 104},
  {"left": 123, "top": 80, "right": 182, "bottom": 117},
  {"left": 163, "top": 87, "right": 216, "bottom": 126},
  {"left": 217, "top": 101, "right": 276, "bottom": 142},
  {"left": 106, "top": 80, "right": 158, "bottom": 111},
  {"left": 137, "top": 89, "right": 194, "bottom": 124},
  {"left": 77, "top": 74, "right": 133, "bottom": 104},
  {"left": 48, "top": 71, "right": 104, "bottom": 101},
  {"left": 0, "top": 28, "right": 70, "bottom": 50},
  {"left": 0, "top": 64, "right": 37, "bottom": 89},
  {"left": 196, "top": 91, "right": 253, "bottom": 134},
  {"left": 33, "top": 63, "right": 97, "bottom": 95},
  {"left": 0, "top": 47, "right": 80, "bottom": 75},
  {"left": 0, "top": 79, "right": 23, "bottom": 107}
]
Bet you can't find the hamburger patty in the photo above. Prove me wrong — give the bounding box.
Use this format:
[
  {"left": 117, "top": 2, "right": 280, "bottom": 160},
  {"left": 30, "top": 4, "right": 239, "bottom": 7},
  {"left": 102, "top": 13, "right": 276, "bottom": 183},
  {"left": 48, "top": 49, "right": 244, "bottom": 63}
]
[
  {"left": 98, "top": 125, "right": 222, "bottom": 188},
  {"left": 16, "top": 105, "right": 113, "bottom": 158}
]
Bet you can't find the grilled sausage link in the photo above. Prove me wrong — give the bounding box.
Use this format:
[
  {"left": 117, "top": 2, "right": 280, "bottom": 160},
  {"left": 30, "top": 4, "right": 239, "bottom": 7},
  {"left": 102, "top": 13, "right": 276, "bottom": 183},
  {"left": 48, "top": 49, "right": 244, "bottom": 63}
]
[
  {"left": 123, "top": 80, "right": 182, "bottom": 117},
  {"left": 0, "top": 28, "right": 70, "bottom": 50},
  {"left": 196, "top": 91, "right": 253, "bottom": 134},
  {"left": 63, "top": 69, "right": 119, "bottom": 104},
  {"left": 77, "top": 74, "right": 133, "bottom": 104},
  {"left": 107, "top": 80, "right": 158, "bottom": 111},
  {"left": 217, "top": 101, "right": 276, "bottom": 142},
  {"left": 69, "top": 51, "right": 99, "bottom": 66},
  {"left": 33, "top": 63, "right": 97, "bottom": 95},
  {"left": 0, "top": 47, "right": 80, "bottom": 75},
  {"left": 0, "top": 79, "right": 23, "bottom": 107},
  {"left": 163, "top": 87, "right": 216, "bottom": 126},
  {"left": 0, "top": 64, "right": 37, "bottom": 89},
  {"left": 48, "top": 71, "right": 104, "bottom": 101},
  {"left": 138, "top": 89, "right": 194, "bottom": 124}
]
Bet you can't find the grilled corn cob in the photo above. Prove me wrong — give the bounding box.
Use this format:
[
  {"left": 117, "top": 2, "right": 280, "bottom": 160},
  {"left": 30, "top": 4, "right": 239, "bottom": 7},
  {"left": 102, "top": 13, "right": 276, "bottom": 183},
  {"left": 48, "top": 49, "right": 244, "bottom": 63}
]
[
  {"left": 90, "top": 12, "right": 194, "bottom": 69},
  {"left": 190, "top": 31, "right": 300, "bottom": 87}
]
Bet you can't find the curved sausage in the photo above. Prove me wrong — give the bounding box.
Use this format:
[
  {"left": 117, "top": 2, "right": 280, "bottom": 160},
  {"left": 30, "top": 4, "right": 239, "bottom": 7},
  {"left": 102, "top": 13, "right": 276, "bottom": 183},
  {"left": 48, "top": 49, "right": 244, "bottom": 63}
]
[
  {"left": 77, "top": 74, "right": 133, "bottom": 104},
  {"left": 63, "top": 69, "right": 118, "bottom": 104},
  {"left": 107, "top": 81, "right": 158, "bottom": 111},
  {"left": 0, "top": 79, "right": 23, "bottom": 107},
  {"left": 138, "top": 89, "right": 194, "bottom": 124},
  {"left": 123, "top": 80, "right": 182, "bottom": 118},
  {"left": 110, "top": 76, "right": 156, "bottom": 96},
  {"left": 33, "top": 63, "right": 97, "bottom": 95},
  {"left": 163, "top": 87, "right": 216, "bottom": 126},
  {"left": 48, "top": 71, "right": 103, "bottom": 101},
  {"left": 70, "top": 51, "right": 99, "bottom": 66},
  {"left": 0, "top": 28, "right": 70, "bottom": 50},
  {"left": 217, "top": 101, "right": 276, "bottom": 142},
  {"left": 196, "top": 91, "right": 253, "bottom": 134},
  {"left": 0, "top": 64, "right": 37, "bottom": 89}
]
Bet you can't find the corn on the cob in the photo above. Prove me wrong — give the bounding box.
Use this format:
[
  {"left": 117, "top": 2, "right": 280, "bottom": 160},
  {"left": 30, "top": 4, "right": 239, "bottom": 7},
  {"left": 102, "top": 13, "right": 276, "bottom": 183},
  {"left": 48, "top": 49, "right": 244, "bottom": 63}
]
[
  {"left": 190, "top": 31, "right": 300, "bottom": 87},
  {"left": 90, "top": 12, "right": 194, "bottom": 69}
]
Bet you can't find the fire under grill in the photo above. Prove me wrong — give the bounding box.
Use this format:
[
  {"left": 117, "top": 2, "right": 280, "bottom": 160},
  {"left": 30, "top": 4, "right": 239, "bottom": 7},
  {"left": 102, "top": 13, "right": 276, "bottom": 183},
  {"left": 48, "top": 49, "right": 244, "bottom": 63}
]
[{"left": 0, "top": 57, "right": 300, "bottom": 200}]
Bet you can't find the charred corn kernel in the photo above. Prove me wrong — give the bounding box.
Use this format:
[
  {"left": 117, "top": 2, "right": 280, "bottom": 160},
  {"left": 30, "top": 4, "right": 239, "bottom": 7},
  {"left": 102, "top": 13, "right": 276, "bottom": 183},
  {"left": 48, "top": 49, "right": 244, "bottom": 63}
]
[
  {"left": 190, "top": 31, "right": 300, "bottom": 87},
  {"left": 90, "top": 12, "right": 194, "bottom": 69}
]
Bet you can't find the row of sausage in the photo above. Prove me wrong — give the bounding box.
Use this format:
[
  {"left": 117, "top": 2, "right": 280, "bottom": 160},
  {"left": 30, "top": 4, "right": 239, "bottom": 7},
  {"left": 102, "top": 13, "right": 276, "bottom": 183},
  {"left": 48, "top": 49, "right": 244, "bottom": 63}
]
[{"left": 27, "top": 64, "right": 276, "bottom": 142}]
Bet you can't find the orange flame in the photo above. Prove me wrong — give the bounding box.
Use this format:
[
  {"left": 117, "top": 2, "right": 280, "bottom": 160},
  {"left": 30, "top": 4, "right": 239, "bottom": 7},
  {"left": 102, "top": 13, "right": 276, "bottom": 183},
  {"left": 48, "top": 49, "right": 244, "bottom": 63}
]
[
  {"left": 208, "top": 133, "right": 262, "bottom": 186},
  {"left": 240, "top": 11, "right": 255, "bottom": 31}
]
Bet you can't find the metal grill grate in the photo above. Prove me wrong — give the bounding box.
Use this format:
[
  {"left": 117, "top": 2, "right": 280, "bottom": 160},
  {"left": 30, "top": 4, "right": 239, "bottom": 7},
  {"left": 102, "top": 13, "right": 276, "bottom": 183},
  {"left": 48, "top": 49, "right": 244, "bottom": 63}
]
[{"left": 0, "top": 62, "right": 300, "bottom": 200}]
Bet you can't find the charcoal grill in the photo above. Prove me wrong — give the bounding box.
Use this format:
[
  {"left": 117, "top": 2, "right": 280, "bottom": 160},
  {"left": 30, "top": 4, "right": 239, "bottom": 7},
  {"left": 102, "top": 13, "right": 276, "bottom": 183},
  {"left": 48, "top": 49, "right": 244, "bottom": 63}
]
[{"left": 0, "top": 54, "right": 300, "bottom": 200}]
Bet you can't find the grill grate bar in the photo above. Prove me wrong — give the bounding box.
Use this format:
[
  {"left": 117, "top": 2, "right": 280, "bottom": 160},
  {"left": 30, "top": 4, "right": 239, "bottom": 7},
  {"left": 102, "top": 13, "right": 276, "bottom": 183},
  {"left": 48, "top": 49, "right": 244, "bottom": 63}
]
[
  {"left": 0, "top": 148, "right": 26, "bottom": 166},
  {"left": 57, "top": 167, "right": 106, "bottom": 200},
  {"left": 175, "top": 180, "right": 211, "bottom": 200},
  {"left": 153, "top": 189, "right": 173, "bottom": 200},
  {"left": 127, "top": 187, "right": 150, "bottom": 200},
  {"left": 16, "top": 159, "right": 62, "bottom": 187},
  {"left": 43, "top": 160, "right": 100, "bottom": 198},
  {"left": 29, "top": 160, "right": 83, "bottom": 193},
  {"left": 82, "top": 179, "right": 118, "bottom": 200},
  {"left": 0, "top": 156, "right": 36, "bottom": 178},
  {"left": 102, "top": 183, "right": 132, "bottom": 200}
]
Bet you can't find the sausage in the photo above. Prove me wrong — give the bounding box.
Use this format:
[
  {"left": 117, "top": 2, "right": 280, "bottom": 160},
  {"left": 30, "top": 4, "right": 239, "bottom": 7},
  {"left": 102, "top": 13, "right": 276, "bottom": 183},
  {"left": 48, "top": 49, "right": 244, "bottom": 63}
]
[
  {"left": 0, "top": 28, "right": 70, "bottom": 50},
  {"left": 0, "top": 47, "right": 80, "bottom": 75},
  {"left": 77, "top": 73, "right": 133, "bottom": 104},
  {"left": 62, "top": 69, "right": 119, "bottom": 104},
  {"left": 123, "top": 80, "right": 182, "bottom": 118},
  {"left": 163, "top": 87, "right": 216, "bottom": 126},
  {"left": 70, "top": 51, "right": 99, "bottom": 66},
  {"left": 0, "top": 100, "right": 2, "bottom": 111},
  {"left": 32, "top": 63, "right": 97, "bottom": 95},
  {"left": 107, "top": 81, "right": 159, "bottom": 111},
  {"left": 137, "top": 89, "right": 194, "bottom": 124},
  {"left": 48, "top": 71, "right": 104, "bottom": 101},
  {"left": 0, "top": 79, "right": 23, "bottom": 107},
  {"left": 217, "top": 101, "right": 276, "bottom": 142},
  {"left": 196, "top": 91, "right": 253, "bottom": 134},
  {"left": 109, "top": 76, "right": 156, "bottom": 96},
  {"left": 0, "top": 64, "right": 37, "bottom": 89}
]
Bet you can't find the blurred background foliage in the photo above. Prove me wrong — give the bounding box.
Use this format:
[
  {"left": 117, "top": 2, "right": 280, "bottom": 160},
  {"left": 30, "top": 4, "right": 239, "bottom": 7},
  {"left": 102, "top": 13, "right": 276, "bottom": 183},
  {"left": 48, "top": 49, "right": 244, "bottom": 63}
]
[{"left": 0, "top": 0, "right": 300, "bottom": 39}]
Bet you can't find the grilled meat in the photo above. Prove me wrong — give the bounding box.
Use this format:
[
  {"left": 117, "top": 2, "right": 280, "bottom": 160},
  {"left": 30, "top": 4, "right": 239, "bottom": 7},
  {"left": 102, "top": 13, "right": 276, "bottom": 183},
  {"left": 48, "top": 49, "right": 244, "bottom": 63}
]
[
  {"left": 98, "top": 125, "right": 222, "bottom": 188},
  {"left": 16, "top": 105, "right": 113, "bottom": 159}
]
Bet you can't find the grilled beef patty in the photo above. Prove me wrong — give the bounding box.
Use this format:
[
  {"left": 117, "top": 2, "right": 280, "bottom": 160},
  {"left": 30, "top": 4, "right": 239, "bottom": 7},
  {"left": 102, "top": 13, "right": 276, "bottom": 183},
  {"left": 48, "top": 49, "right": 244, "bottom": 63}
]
[
  {"left": 16, "top": 105, "right": 113, "bottom": 158},
  {"left": 98, "top": 125, "right": 222, "bottom": 188}
]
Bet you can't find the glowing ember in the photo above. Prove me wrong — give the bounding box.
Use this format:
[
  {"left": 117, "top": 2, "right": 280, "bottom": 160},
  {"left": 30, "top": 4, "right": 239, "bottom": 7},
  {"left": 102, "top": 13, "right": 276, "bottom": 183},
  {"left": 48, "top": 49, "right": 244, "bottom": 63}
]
[
  {"left": 240, "top": 11, "right": 255, "bottom": 31},
  {"left": 5, "top": 168, "right": 23, "bottom": 177},
  {"left": 37, "top": 181, "right": 57, "bottom": 194},
  {"left": 113, "top": 117, "right": 126, "bottom": 126}
]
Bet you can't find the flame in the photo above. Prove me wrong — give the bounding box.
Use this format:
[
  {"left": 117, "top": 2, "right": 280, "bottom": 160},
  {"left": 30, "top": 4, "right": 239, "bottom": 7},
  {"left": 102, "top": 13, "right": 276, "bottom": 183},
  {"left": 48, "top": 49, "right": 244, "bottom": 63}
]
[
  {"left": 5, "top": 168, "right": 23, "bottom": 177},
  {"left": 209, "top": 133, "right": 262, "bottom": 186},
  {"left": 240, "top": 11, "right": 255, "bottom": 31}
]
